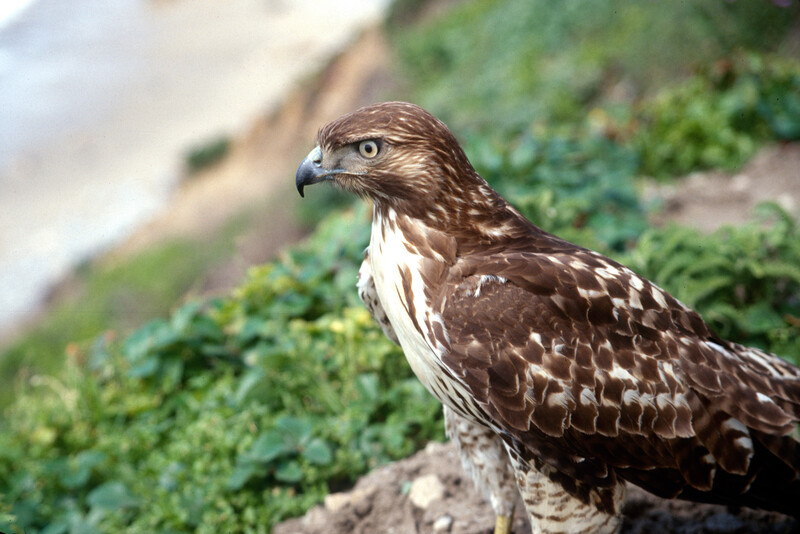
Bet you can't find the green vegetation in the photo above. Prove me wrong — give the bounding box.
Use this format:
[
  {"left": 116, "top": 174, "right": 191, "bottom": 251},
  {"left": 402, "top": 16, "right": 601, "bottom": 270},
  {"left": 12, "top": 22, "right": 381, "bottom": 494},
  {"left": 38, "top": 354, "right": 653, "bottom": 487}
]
[
  {"left": 393, "top": 0, "right": 800, "bottom": 180},
  {"left": 626, "top": 204, "right": 800, "bottom": 358},
  {"left": 466, "top": 131, "right": 800, "bottom": 359},
  {"left": 391, "top": 0, "right": 799, "bottom": 133},
  {"left": 633, "top": 55, "right": 800, "bottom": 177},
  {"left": 185, "top": 136, "right": 231, "bottom": 175},
  {"left": 3, "top": 1, "right": 800, "bottom": 532},
  {"left": 465, "top": 131, "right": 645, "bottom": 251},
  {"left": 0, "top": 213, "right": 250, "bottom": 409},
  {"left": 3, "top": 195, "right": 799, "bottom": 533},
  {"left": 1, "top": 209, "right": 442, "bottom": 533}
]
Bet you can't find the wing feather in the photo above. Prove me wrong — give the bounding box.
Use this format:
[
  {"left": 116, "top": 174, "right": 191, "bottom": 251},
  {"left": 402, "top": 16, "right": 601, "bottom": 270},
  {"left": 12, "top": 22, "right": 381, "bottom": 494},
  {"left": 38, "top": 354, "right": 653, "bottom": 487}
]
[{"left": 432, "top": 247, "right": 800, "bottom": 499}]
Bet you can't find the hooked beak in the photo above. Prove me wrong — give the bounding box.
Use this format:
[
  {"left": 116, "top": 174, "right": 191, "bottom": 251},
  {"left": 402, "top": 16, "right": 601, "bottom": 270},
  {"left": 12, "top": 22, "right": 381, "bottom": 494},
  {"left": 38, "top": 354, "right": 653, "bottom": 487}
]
[{"left": 296, "top": 146, "right": 337, "bottom": 198}]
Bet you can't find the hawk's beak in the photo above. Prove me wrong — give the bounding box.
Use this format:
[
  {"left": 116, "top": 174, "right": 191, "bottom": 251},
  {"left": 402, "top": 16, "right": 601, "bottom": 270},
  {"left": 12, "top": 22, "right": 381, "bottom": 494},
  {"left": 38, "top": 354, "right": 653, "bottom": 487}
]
[{"left": 296, "top": 146, "right": 337, "bottom": 198}]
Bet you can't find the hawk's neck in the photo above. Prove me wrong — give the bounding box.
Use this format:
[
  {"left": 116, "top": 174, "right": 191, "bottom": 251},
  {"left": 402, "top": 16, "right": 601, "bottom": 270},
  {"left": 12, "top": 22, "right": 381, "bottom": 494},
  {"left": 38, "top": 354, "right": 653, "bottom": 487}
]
[{"left": 368, "top": 205, "right": 484, "bottom": 420}]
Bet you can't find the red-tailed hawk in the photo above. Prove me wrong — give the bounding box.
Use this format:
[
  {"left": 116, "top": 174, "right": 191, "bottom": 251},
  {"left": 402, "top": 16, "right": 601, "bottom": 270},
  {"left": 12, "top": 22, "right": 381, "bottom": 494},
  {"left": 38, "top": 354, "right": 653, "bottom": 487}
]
[{"left": 295, "top": 101, "right": 800, "bottom": 534}]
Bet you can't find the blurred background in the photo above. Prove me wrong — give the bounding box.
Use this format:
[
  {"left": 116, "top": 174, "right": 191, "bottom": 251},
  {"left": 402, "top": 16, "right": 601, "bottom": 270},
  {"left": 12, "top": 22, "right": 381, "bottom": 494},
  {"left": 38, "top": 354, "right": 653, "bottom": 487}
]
[
  {"left": 1, "top": 1, "right": 799, "bottom": 533},
  {"left": 0, "top": 0, "right": 389, "bottom": 341}
]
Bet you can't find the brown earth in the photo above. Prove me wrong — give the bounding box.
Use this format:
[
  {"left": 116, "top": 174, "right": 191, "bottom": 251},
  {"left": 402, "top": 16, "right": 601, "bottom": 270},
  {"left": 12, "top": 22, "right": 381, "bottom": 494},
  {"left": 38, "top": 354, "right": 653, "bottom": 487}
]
[
  {"left": 645, "top": 142, "right": 800, "bottom": 233},
  {"left": 274, "top": 441, "right": 798, "bottom": 534}
]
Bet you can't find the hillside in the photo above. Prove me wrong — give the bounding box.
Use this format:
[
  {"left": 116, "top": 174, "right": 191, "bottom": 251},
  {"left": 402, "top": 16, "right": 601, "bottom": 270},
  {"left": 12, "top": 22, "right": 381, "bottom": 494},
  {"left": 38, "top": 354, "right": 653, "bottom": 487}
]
[{"left": 2, "top": 2, "right": 800, "bottom": 533}]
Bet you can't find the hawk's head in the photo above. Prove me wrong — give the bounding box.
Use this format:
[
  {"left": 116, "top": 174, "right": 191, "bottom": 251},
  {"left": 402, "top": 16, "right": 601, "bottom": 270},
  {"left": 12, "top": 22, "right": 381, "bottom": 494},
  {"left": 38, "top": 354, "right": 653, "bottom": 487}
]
[
  {"left": 296, "top": 102, "right": 532, "bottom": 243},
  {"left": 295, "top": 102, "right": 493, "bottom": 214}
]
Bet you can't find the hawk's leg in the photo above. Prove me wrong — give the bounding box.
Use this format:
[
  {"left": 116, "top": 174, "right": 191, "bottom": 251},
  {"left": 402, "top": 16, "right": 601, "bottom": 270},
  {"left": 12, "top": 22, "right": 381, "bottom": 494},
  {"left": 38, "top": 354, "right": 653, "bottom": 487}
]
[
  {"left": 503, "top": 445, "right": 624, "bottom": 534},
  {"left": 444, "top": 406, "right": 518, "bottom": 534}
]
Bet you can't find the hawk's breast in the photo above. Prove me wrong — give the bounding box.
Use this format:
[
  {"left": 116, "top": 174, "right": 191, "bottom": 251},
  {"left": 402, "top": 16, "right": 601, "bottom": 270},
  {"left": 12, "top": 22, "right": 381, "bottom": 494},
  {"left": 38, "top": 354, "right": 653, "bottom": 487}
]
[{"left": 369, "top": 207, "right": 483, "bottom": 423}]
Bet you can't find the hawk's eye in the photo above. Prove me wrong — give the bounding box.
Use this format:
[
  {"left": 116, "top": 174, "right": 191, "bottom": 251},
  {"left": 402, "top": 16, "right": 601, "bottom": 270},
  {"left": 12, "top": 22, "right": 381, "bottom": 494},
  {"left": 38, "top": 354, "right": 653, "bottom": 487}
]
[{"left": 358, "top": 140, "right": 380, "bottom": 159}]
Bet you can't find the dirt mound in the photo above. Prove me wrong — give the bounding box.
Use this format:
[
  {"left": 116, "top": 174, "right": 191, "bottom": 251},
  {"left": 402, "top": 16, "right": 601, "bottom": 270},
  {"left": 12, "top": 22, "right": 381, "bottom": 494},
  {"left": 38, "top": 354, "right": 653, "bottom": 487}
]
[
  {"left": 274, "top": 441, "right": 798, "bottom": 534},
  {"left": 274, "top": 441, "right": 529, "bottom": 534},
  {"left": 646, "top": 142, "right": 800, "bottom": 233}
]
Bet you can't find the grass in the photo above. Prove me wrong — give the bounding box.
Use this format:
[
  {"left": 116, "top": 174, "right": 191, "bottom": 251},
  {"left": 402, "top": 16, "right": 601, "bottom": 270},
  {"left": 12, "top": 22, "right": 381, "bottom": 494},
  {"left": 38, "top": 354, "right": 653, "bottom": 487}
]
[{"left": 185, "top": 136, "right": 232, "bottom": 175}]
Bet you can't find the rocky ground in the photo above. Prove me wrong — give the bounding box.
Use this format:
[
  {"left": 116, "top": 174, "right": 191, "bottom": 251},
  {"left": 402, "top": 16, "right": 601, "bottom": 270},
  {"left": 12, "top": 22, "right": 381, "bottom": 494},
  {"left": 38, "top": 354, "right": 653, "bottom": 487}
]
[{"left": 274, "top": 441, "right": 799, "bottom": 534}]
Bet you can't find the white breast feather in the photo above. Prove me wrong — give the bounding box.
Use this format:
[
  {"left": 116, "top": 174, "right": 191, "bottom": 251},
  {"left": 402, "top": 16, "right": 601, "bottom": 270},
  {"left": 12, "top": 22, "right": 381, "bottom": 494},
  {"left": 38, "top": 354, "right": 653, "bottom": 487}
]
[
  {"left": 369, "top": 208, "right": 475, "bottom": 417},
  {"left": 370, "top": 209, "right": 441, "bottom": 388}
]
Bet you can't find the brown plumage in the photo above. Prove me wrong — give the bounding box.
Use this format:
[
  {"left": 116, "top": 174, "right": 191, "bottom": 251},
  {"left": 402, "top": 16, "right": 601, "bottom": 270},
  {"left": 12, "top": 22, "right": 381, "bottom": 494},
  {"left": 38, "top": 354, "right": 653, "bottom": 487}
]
[{"left": 296, "top": 101, "right": 800, "bottom": 533}]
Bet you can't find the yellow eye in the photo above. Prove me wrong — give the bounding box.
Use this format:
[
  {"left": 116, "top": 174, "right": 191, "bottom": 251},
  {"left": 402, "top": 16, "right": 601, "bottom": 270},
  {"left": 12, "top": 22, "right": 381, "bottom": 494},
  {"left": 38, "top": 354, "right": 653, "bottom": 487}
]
[{"left": 358, "top": 140, "right": 380, "bottom": 159}]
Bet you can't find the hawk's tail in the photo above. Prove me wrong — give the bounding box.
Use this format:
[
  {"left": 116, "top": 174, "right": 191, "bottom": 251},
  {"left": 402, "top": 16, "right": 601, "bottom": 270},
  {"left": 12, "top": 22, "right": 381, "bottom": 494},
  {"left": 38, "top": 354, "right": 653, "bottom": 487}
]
[
  {"left": 740, "top": 429, "right": 800, "bottom": 518},
  {"left": 674, "top": 429, "right": 800, "bottom": 518},
  {"left": 680, "top": 340, "right": 800, "bottom": 518}
]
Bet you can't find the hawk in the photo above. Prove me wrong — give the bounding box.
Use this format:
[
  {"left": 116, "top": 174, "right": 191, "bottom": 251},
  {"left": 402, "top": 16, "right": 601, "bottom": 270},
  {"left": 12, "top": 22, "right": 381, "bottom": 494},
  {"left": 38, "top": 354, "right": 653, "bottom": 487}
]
[{"left": 295, "top": 101, "right": 800, "bottom": 534}]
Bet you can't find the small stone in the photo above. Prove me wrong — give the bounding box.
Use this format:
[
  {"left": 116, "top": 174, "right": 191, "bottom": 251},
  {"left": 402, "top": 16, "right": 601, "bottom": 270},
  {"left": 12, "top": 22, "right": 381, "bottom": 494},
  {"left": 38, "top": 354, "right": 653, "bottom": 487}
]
[
  {"left": 324, "top": 487, "right": 374, "bottom": 514},
  {"left": 731, "top": 173, "right": 751, "bottom": 191},
  {"left": 777, "top": 193, "right": 796, "bottom": 211},
  {"left": 408, "top": 474, "right": 445, "bottom": 509},
  {"left": 350, "top": 488, "right": 374, "bottom": 517},
  {"left": 433, "top": 515, "right": 453, "bottom": 533},
  {"left": 324, "top": 491, "right": 351, "bottom": 512},
  {"left": 424, "top": 441, "right": 446, "bottom": 454}
]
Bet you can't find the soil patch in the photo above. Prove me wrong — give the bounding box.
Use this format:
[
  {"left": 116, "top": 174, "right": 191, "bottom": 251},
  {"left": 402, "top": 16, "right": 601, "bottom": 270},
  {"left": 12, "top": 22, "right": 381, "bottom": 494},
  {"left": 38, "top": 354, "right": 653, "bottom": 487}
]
[
  {"left": 645, "top": 142, "right": 800, "bottom": 232},
  {"left": 275, "top": 441, "right": 798, "bottom": 534}
]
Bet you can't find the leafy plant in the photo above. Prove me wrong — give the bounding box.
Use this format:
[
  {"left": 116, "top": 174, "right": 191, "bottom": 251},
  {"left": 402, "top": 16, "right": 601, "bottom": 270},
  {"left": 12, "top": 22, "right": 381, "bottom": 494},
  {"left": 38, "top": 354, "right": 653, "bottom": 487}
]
[
  {"left": 4, "top": 178, "right": 798, "bottom": 533},
  {"left": 633, "top": 55, "right": 800, "bottom": 177},
  {"left": 0, "top": 233, "right": 238, "bottom": 410},
  {"left": 0, "top": 208, "right": 443, "bottom": 533},
  {"left": 392, "top": 0, "right": 799, "bottom": 135},
  {"left": 466, "top": 130, "right": 645, "bottom": 252}
]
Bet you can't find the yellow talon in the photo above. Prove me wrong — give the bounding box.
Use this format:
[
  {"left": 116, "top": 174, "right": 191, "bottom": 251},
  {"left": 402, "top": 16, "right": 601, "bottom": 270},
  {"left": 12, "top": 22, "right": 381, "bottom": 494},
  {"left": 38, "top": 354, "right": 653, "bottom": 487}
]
[{"left": 494, "top": 514, "right": 512, "bottom": 534}]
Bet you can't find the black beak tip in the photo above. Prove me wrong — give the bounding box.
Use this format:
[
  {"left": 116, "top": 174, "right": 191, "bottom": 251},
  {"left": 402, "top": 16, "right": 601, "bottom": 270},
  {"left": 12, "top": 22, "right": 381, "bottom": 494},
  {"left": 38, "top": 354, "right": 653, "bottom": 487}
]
[
  {"left": 296, "top": 150, "right": 338, "bottom": 199},
  {"left": 296, "top": 159, "right": 311, "bottom": 198}
]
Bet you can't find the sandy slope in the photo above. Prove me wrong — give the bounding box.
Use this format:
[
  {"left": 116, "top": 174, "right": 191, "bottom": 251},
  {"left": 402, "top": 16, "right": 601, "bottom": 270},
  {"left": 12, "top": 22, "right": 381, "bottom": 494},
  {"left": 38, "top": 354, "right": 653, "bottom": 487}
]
[
  {"left": 93, "top": 26, "right": 397, "bottom": 305},
  {"left": 0, "top": 0, "right": 388, "bottom": 337},
  {"left": 0, "top": 16, "right": 394, "bottom": 346},
  {"left": 111, "top": 27, "right": 395, "bottom": 259}
]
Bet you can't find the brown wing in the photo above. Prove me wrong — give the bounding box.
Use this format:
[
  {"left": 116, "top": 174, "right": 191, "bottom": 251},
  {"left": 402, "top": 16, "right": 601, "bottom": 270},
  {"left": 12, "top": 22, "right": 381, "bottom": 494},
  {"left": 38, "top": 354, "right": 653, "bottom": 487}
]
[{"left": 433, "top": 247, "right": 800, "bottom": 512}]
